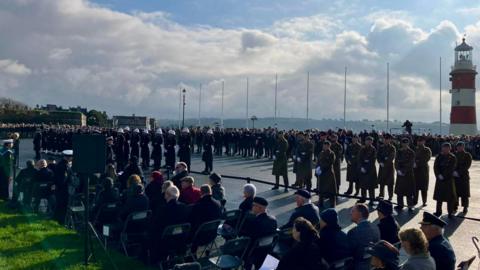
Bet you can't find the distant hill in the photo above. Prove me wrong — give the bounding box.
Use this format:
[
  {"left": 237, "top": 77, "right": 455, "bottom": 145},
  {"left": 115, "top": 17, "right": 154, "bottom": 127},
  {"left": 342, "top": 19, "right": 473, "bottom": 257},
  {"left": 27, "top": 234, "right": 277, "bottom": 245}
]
[{"left": 157, "top": 117, "right": 450, "bottom": 135}]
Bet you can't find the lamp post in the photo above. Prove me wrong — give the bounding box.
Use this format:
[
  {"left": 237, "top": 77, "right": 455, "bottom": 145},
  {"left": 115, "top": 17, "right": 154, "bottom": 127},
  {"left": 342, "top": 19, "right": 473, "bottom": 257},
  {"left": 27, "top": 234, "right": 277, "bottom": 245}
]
[
  {"left": 182, "top": 89, "right": 186, "bottom": 128},
  {"left": 250, "top": 115, "right": 258, "bottom": 129}
]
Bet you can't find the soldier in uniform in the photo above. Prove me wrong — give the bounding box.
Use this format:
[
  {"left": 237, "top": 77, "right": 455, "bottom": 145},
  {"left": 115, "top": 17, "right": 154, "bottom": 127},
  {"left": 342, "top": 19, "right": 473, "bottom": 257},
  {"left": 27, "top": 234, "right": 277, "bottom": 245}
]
[
  {"left": 123, "top": 127, "right": 131, "bottom": 165},
  {"left": 293, "top": 132, "right": 314, "bottom": 191},
  {"left": 115, "top": 128, "right": 126, "bottom": 171},
  {"left": 151, "top": 128, "right": 164, "bottom": 170},
  {"left": 330, "top": 134, "right": 343, "bottom": 193},
  {"left": 394, "top": 138, "right": 415, "bottom": 211},
  {"left": 202, "top": 129, "right": 215, "bottom": 174},
  {"left": 130, "top": 128, "right": 141, "bottom": 159},
  {"left": 357, "top": 136, "right": 377, "bottom": 205},
  {"left": 315, "top": 141, "right": 337, "bottom": 207},
  {"left": 413, "top": 136, "right": 432, "bottom": 206},
  {"left": 195, "top": 128, "right": 203, "bottom": 154},
  {"left": 164, "top": 130, "right": 177, "bottom": 171},
  {"left": 178, "top": 128, "right": 192, "bottom": 171},
  {"left": 452, "top": 141, "right": 472, "bottom": 213},
  {"left": 140, "top": 129, "right": 151, "bottom": 169},
  {"left": 377, "top": 134, "right": 396, "bottom": 200},
  {"left": 433, "top": 143, "right": 457, "bottom": 218},
  {"left": 272, "top": 132, "right": 289, "bottom": 192},
  {"left": 53, "top": 150, "right": 74, "bottom": 224},
  {"left": 345, "top": 135, "right": 361, "bottom": 195},
  {"left": 106, "top": 136, "right": 115, "bottom": 165},
  {"left": 0, "top": 139, "right": 14, "bottom": 200}
]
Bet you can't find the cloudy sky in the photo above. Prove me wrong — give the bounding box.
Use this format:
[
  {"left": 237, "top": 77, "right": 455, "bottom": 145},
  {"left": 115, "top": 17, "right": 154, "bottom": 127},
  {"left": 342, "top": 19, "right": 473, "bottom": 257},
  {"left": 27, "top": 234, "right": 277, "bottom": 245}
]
[{"left": 1, "top": 0, "right": 480, "bottom": 122}]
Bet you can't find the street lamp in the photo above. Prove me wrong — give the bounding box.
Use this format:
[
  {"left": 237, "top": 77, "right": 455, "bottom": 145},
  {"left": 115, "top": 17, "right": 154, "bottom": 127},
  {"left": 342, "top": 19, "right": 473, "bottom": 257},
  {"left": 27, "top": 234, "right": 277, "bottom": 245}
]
[
  {"left": 250, "top": 115, "right": 258, "bottom": 129},
  {"left": 182, "top": 89, "right": 186, "bottom": 128}
]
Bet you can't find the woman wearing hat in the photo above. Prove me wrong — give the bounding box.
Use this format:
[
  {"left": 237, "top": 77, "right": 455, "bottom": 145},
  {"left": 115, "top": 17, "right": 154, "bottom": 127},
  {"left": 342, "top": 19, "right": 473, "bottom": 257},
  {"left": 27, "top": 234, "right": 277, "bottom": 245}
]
[
  {"left": 317, "top": 208, "right": 350, "bottom": 263},
  {"left": 398, "top": 228, "right": 435, "bottom": 270},
  {"left": 367, "top": 240, "right": 400, "bottom": 270}
]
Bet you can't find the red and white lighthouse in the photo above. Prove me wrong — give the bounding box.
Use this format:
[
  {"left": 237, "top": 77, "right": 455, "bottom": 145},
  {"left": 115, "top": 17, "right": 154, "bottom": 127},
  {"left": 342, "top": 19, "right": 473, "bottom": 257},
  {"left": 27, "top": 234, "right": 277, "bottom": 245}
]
[{"left": 449, "top": 38, "right": 477, "bottom": 135}]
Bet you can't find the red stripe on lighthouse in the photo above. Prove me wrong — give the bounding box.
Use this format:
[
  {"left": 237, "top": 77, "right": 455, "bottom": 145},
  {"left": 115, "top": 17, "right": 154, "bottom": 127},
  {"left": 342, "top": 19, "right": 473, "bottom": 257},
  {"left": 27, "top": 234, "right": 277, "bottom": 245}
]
[
  {"left": 451, "top": 106, "right": 476, "bottom": 123},
  {"left": 451, "top": 73, "right": 476, "bottom": 89}
]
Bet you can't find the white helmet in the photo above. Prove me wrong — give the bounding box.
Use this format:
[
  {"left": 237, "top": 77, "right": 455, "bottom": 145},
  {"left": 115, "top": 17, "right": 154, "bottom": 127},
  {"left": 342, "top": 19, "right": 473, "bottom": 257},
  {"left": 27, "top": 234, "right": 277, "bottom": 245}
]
[
  {"left": 124, "top": 126, "right": 130, "bottom": 131},
  {"left": 207, "top": 129, "right": 213, "bottom": 135},
  {"left": 133, "top": 128, "right": 140, "bottom": 133},
  {"left": 182, "top": 127, "right": 190, "bottom": 133},
  {"left": 156, "top": 128, "right": 163, "bottom": 135},
  {"left": 117, "top": 128, "right": 124, "bottom": 133},
  {"left": 168, "top": 129, "right": 176, "bottom": 136}
]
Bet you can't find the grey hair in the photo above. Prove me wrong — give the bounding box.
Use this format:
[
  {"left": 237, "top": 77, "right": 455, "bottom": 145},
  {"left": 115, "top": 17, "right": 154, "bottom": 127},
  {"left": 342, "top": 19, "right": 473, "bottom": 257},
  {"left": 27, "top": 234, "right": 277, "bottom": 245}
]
[
  {"left": 165, "top": 185, "right": 180, "bottom": 200},
  {"left": 243, "top": 183, "right": 257, "bottom": 197},
  {"left": 162, "top": 180, "right": 174, "bottom": 193}
]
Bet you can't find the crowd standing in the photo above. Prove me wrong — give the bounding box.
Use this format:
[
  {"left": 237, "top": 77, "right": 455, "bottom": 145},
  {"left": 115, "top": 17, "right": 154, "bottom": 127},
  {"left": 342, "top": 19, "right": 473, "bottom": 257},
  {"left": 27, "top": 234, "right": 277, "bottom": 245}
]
[{"left": 0, "top": 123, "right": 472, "bottom": 270}]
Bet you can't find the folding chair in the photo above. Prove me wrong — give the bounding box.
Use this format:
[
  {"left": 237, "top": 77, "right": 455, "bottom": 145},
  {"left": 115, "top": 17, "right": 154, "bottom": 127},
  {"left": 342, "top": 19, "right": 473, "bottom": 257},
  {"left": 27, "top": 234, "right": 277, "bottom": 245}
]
[
  {"left": 120, "top": 210, "right": 151, "bottom": 256},
  {"left": 329, "top": 257, "right": 354, "bottom": 270},
  {"left": 201, "top": 236, "right": 251, "bottom": 270},
  {"left": 217, "top": 209, "right": 242, "bottom": 239},
  {"left": 188, "top": 219, "right": 222, "bottom": 259},
  {"left": 173, "top": 262, "right": 201, "bottom": 270},
  {"left": 245, "top": 234, "right": 279, "bottom": 270},
  {"left": 159, "top": 223, "right": 191, "bottom": 270},
  {"left": 93, "top": 203, "right": 120, "bottom": 247},
  {"left": 65, "top": 194, "right": 85, "bottom": 230}
]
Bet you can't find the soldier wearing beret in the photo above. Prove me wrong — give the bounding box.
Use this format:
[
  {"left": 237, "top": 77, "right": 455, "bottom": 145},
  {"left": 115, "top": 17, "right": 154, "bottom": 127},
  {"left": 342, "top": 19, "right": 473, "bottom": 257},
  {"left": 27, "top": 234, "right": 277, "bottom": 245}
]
[
  {"left": 293, "top": 132, "right": 314, "bottom": 191},
  {"left": 419, "top": 212, "right": 456, "bottom": 270},
  {"left": 433, "top": 143, "right": 457, "bottom": 217},
  {"left": 377, "top": 134, "right": 396, "bottom": 201},
  {"left": 272, "top": 132, "right": 289, "bottom": 192},
  {"left": 394, "top": 138, "right": 416, "bottom": 211},
  {"left": 413, "top": 136, "right": 432, "bottom": 206},
  {"left": 345, "top": 135, "right": 362, "bottom": 195},
  {"left": 281, "top": 189, "right": 319, "bottom": 229},
  {"left": 357, "top": 136, "right": 378, "bottom": 204},
  {"left": 315, "top": 140, "right": 337, "bottom": 208},
  {"left": 330, "top": 134, "right": 343, "bottom": 192},
  {"left": 452, "top": 141, "right": 472, "bottom": 213}
]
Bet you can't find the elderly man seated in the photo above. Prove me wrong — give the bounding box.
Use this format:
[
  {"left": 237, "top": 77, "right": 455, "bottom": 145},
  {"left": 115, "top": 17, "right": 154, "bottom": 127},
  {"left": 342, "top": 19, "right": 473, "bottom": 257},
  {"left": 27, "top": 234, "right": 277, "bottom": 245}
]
[{"left": 281, "top": 189, "right": 320, "bottom": 229}]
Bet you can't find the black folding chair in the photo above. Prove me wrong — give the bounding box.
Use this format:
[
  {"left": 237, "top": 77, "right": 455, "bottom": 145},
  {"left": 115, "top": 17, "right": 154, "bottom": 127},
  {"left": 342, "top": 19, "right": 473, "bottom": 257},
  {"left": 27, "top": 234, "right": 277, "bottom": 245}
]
[
  {"left": 188, "top": 219, "right": 222, "bottom": 259},
  {"left": 173, "top": 262, "right": 201, "bottom": 270},
  {"left": 201, "top": 236, "right": 251, "bottom": 270},
  {"left": 159, "top": 223, "right": 192, "bottom": 270},
  {"left": 120, "top": 210, "right": 151, "bottom": 256},
  {"left": 246, "top": 234, "right": 279, "bottom": 270},
  {"left": 65, "top": 193, "right": 85, "bottom": 230},
  {"left": 329, "top": 257, "right": 354, "bottom": 270},
  {"left": 217, "top": 209, "right": 242, "bottom": 239},
  {"left": 92, "top": 203, "right": 119, "bottom": 247}
]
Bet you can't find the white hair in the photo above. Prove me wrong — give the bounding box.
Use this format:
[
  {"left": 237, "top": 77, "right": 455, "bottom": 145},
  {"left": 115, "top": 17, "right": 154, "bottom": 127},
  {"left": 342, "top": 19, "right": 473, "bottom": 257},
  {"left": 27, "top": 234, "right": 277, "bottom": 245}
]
[
  {"left": 166, "top": 185, "right": 180, "bottom": 200},
  {"left": 243, "top": 183, "right": 257, "bottom": 197}
]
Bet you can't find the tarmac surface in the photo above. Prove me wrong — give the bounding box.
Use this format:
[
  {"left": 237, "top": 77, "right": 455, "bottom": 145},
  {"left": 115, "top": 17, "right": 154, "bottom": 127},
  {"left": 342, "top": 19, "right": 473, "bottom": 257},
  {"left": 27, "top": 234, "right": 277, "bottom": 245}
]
[{"left": 16, "top": 139, "right": 480, "bottom": 265}]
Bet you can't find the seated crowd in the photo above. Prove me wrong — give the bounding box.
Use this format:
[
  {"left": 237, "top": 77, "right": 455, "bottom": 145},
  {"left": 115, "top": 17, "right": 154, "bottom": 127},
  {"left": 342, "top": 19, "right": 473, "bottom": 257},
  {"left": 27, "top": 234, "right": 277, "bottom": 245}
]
[{"left": 16, "top": 157, "right": 456, "bottom": 270}]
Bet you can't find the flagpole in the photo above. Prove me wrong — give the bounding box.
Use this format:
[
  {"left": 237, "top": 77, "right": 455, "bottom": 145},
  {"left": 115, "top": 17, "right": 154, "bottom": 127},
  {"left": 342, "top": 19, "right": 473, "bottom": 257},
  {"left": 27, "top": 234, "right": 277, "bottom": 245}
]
[
  {"left": 246, "top": 77, "right": 249, "bottom": 129},
  {"left": 306, "top": 72, "right": 310, "bottom": 121},
  {"left": 221, "top": 80, "right": 224, "bottom": 129},
  {"left": 178, "top": 86, "right": 181, "bottom": 129},
  {"left": 387, "top": 62, "right": 390, "bottom": 132},
  {"left": 344, "top": 66, "right": 347, "bottom": 129},
  {"left": 198, "top": 83, "right": 202, "bottom": 126},
  {"left": 440, "top": 57, "right": 442, "bottom": 135},
  {"left": 275, "top": 73, "right": 278, "bottom": 126}
]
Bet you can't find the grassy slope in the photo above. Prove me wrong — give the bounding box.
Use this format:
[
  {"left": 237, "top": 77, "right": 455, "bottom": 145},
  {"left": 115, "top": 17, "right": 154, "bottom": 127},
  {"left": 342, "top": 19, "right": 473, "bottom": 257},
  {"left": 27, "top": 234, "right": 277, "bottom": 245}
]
[{"left": 0, "top": 203, "right": 152, "bottom": 270}]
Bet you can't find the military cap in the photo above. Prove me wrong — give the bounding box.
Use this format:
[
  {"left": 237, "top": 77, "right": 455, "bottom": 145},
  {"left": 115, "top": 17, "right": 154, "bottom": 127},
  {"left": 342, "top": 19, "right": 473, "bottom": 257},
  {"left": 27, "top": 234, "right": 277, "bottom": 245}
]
[
  {"left": 419, "top": 212, "right": 447, "bottom": 227},
  {"left": 294, "top": 189, "right": 311, "bottom": 199},
  {"left": 168, "top": 129, "right": 176, "bottom": 135},
  {"left": 383, "top": 133, "right": 393, "bottom": 139},
  {"left": 401, "top": 137, "right": 410, "bottom": 144},
  {"left": 106, "top": 136, "right": 113, "bottom": 141},
  {"left": 365, "top": 136, "right": 374, "bottom": 141},
  {"left": 442, "top": 142, "right": 452, "bottom": 148},
  {"left": 456, "top": 141, "right": 465, "bottom": 147},
  {"left": 253, "top": 196, "right": 269, "bottom": 207},
  {"left": 209, "top": 172, "right": 222, "bottom": 184},
  {"left": 376, "top": 200, "right": 393, "bottom": 216},
  {"left": 3, "top": 139, "right": 13, "bottom": 144},
  {"left": 62, "top": 150, "right": 73, "bottom": 156},
  {"left": 366, "top": 240, "right": 399, "bottom": 266}
]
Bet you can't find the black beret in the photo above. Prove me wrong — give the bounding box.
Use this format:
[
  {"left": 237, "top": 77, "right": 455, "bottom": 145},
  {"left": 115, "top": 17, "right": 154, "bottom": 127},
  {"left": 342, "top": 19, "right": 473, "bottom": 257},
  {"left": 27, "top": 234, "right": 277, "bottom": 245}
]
[
  {"left": 366, "top": 241, "right": 399, "bottom": 266},
  {"left": 294, "top": 189, "right": 311, "bottom": 199},
  {"left": 456, "top": 141, "right": 465, "bottom": 147},
  {"left": 419, "top": 212, "right": 447, "bottom": 227},
  {"left": 253, "top": 196, "right": 269, "bottom": 207},
  {"left": 376, "top": 200, "right": 393, "bottom": 216},
  {"left": 209, "top": 172, "right": 222, "bottom": 183}
]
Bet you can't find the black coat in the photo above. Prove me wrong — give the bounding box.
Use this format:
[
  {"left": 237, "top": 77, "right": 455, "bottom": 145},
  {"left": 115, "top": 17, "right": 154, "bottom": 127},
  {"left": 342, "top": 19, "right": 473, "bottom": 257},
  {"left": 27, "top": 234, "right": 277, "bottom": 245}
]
[
  {"left": 277, "top": 241, "right": 328, "bottom": 270},
  {"left": 119, "top": 194, "right": 149, "bottom": 221},
  {"left": 243, "top": 212, "right": 277, "bottom": 240},
  {"left": 281, "top": 203, "right": 320, "bottom": 229},
  {"left": 318, "top": 225, "right": 351, "bottom": 263},
  {"left": 171, "top": 170, "right": 188, "bottom": 190},
  {"left": 145, "top": 180, "right": 163, "bottom": 214},
  {"left": 378, "top": 215, "right": 400, "bottom": 244},
  {"left": 118, "top": 164, "right": 143, "bottom": 190},
  {"left": 189, "top": 195, "right": 222, "bottom": 234},
  {"left": 429, "top": 235, "right": 456, "bottom": 270},
  {"left": 152, "top": 199, "right": 190, "bottom": 236}
]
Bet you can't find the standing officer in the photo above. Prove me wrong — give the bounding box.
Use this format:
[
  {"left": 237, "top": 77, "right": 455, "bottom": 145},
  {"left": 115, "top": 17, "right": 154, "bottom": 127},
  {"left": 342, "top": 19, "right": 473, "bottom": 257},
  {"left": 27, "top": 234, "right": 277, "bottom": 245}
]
[
  {"left": 357, "top": 136, "right": 377, "bottom": 205},
  {"left": 433, "top": 143, "right": 457, "bottom": 218},
  {"left": 151, "top": 128, "right": 163, "bottom": 170},
  {"left": 315, "top": 140, "right": 337, "bottom": 208},
  {"left": 164, "top": 130, "right": 177, "bottom": 172},
  {"left": 115, "top": 128, "right": 126, "bottom": 171},
  {"left": 0, "top": 139, "right": 14, "bottom": 200},
  {"left": 293, "top": 132, "right": 314, "bottom": 191},
  {"left": 53, "top": 150, "right": 74, "bottom": 224},
  {"left": 413, "top": 136, "right": 432, "bottom": 206},
  {"left": 272, "top": 132, "right": 289, "bottom": 192},
  {"left": 394, "top": 138, "right": 415, "bottom": 211},
  {"left": 140, "top": 129, "right": 151, "bottom": 170},
  {"left": 330, "top": 134, "right": 343, "bottom": 193},
  {"left": 178, "top": 128, "right": 192, "bottom": 170},
  {"left": 453, "top": 141, "right": 472, "bottom": 213},
  {"left": 345, "top": 135, "right": 362, "bottom": 196},
  {"left": 377, "top": 134, "right": 396, "bottom": 200},
  {"left": 106, "top": 136, "right": 115, "bottom": 165},
  {"left": 130, "top": 128, "right": 140, "bottom": 159},
  {"left": 123, "top": 127, "right": 131, "bottom": 165},
  {"left": 202, "top": 129, "right": 215, "bottom": 174}
]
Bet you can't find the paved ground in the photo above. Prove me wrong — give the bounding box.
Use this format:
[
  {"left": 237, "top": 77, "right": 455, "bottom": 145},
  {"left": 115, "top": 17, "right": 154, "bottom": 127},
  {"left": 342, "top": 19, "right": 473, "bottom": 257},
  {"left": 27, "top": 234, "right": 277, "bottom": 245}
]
[{"left": 16, "top": 139, "right": 480, "bottom": 264}]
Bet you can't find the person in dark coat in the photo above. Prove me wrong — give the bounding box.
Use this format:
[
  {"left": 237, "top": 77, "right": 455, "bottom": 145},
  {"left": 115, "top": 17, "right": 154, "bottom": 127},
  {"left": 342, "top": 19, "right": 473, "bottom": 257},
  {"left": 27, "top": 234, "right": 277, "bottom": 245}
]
[
  {"left": 14, "top": 160, "right": 37, "bottom": 206},
  {"left": 178, "top": 128, "right": 192, "bottom": 171},
  {"left": 345, "top": 135, "right": 362, "bottom": 195},
  {"left": 53, "top": 150, "right": 74, "bottom": 224},
  {"left": 0, "top": 139, "right": 14, "bottom": 200},
  {"left": 376, "top": 200, "right": 399, "bottom": 244},
  {"left": 118, "top": 156, "right": 143, "bottom": 191},
  {"left": 330, "top": 134, "right": 343, "bottom": 192},
  {"left": 315, "top": 140, "right": 337, "bottom": 208},
  {"left": 420, "top": 212, "right": 456, "bottom": 270},
  {"left": 115, "top": 129, "right": 126, "bottom": 171},
  {"left": 208, "top": 172, "right": 225, "bottom": 204},
  {"left": 281, "top": 189, "right": 319, "bottom": 229},
  {"left": 367, "top": 240, "right": 400, "bottom": 270},
  {"left": 145, "top": 171, "right": 164, "bottom": 215},
  {"left": 201, "top": 129, "right": 214, "bottom": 174},
  {"left": 452, "top": 141, "right": 472, "bottom": 213},
  {"left": 170, "top": 162, "right": 189, "bottom": 190},
  {"left": 140, "top": 130, "right": 151, "bottom": 170},
  {"left": 106, "top": 136, "right": 115, "bottom": 165},
  {"left": 394, "top": 138, "right": 416, "bottom": 211},
  {"left": 377, "top": 134, "right": 396, "bottom": 200},
  {"left": 293, "top": 132, "right": 314, "bottom": 190},
  {"left": 92, "top": 177, "right": 120, "bottom": 219},
  {"left": 33, "top": 159, "right": 54, "bottom": 213},
  {"left": 149, "top": 185, "right": 190, "bottom": 264},
  {"left": 272, "top": 132, "right": 289, "bottom": 192},
  {"left": 317, "top": 208, "right": 350, "bottom": 263},
  {"left": 189, "top": 185, "right": 222, "bottom": 235},
  {"left": 151, "top": 129, "right": 163, "bottom": 170},
  {"left": 164, "top": 130, "right": 177, "bottom": 171},
  {"left": 179, "top": 176, "right": 201, "bottom": 205},
  {"left": 357, "top": 137, "right": 378, "bottom": 205},
  {"left": 277, "top": 217, "right": 329, "bottom": 270},
  {"left": 119, "top": 183, "right": 149, "bottom": 221},
  {"left": 413, "top": 136, "right": 432, "bottom": 206},
  {"left": 433, "top": 143, "right": 457, "bottom": 217},
  {"left": 130, "top": 129, "right": 141, "bottom": 160},
  {"left": 243, "top": 197, "right": 278, "bottom": 270}
]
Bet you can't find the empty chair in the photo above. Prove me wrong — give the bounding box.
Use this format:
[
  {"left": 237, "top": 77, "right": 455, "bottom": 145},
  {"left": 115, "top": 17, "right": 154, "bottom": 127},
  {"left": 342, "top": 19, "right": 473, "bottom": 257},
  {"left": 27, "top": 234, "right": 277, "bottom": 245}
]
[
  {"left": 246, "top": 234, "right": 279, "bottom": 270},
  {"left": 158, "top": 223, "right": 191, "bottom": 270},
  {"left": 205, "top": 237, "right": 251, "bottom": 270},
  {"left": 188, "top": 219, "right": 222, "bottom": 259},
  {"left": 217, "top": 209, "right": 243, "bottom": 239}
]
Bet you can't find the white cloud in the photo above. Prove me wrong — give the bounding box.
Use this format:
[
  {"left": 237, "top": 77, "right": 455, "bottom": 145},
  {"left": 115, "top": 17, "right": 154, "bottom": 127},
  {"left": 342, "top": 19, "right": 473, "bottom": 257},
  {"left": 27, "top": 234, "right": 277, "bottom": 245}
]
[{"left": 0, "top": 59, "right": 31, "bottom": 76}]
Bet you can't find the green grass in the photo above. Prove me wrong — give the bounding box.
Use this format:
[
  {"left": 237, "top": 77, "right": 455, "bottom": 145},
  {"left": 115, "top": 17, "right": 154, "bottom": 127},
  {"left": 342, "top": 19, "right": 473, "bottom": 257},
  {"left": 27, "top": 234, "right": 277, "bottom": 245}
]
[{"left": 0, "top": 202, "right": 153, "bottom": 270}]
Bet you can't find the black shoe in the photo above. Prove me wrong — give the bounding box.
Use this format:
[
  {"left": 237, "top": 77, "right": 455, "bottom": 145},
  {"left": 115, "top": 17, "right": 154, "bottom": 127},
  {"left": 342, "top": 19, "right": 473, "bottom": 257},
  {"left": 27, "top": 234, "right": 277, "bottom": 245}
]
[
  {"left": 394, "top": 206, "right": 403, "bottom": 211},
  {"left": 387, "top": 197, "right": 393, "bottom": 201},
  {"left": 448, "top": 214, "right": 454, "bottom": 219},
  {"left": 353, "top": 191, "right": 359, "bottom": 196},
  {"left": 284, "top": 188, "right": 289, "bottom": 193},
  {"left": 422, "top": 203, "right": 427, "bottom": 207},
  {"left": 463, "top": 207, "right": 468, "bottom": 214},
  {"left": 357, "top": 199, "right": 366, "bottom": 204},
  {"left": 271, "top": 186, "right": 279, "bottom": 190},
  {"left": 433, "top": 212, "right": 442, "bottom": 217}
]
